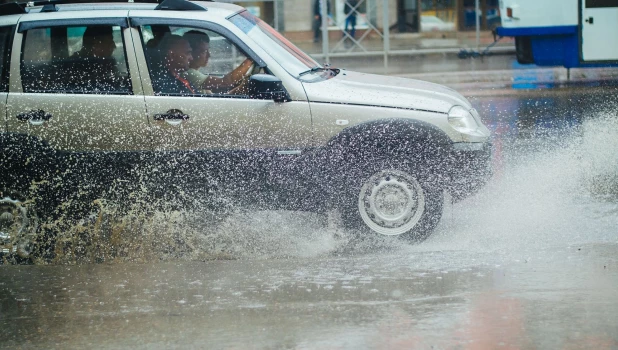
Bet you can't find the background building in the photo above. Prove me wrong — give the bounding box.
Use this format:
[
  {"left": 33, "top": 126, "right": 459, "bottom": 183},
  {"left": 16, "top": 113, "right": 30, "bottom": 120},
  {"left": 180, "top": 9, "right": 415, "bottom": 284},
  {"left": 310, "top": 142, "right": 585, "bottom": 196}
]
[
  {"left": 0, "top": 0, "right": 499, "bottom": 38},
  {"left": 229, "top": 0, "right": 501, "bottom": 40}
]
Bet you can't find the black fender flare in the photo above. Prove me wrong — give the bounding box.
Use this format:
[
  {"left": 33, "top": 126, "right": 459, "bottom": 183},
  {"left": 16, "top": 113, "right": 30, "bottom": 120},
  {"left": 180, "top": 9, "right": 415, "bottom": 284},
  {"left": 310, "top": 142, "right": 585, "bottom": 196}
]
[
  {"left": 316, "top": 118, "right": 453, "bottom": 178},
  {"left": 295, "top": 119, "right": 456, "bottom": 209}
]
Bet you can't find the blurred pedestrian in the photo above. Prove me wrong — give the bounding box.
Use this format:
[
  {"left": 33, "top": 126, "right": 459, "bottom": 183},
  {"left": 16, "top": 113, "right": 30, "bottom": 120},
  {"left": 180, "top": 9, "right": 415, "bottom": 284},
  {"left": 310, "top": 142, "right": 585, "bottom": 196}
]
[
  {"left": 343, "top": 0, "right": 358, "bottom": 40},
  {"left": 313, "top": 0, "right": 331, "bottom": 43}
]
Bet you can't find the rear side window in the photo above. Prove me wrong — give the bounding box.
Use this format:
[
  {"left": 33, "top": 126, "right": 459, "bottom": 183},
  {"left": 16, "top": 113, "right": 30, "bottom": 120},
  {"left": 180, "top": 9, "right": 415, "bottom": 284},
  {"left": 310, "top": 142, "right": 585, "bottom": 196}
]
[
  {"left": 0, "top": 26, "right": 13, "bottom": 92},
  {"left": 21, "top": 25, "right": 131, "bottom": 94}
]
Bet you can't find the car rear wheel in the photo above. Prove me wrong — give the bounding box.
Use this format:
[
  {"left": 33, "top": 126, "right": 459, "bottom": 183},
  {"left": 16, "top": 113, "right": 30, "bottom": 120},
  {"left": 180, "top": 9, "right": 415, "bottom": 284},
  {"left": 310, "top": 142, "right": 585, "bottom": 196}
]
[
  {"left": 0, "top": 189, "right": 40, "bottom": 262},
  {"left": 341, "top": 162, "right": 443, "bottom": 242}
]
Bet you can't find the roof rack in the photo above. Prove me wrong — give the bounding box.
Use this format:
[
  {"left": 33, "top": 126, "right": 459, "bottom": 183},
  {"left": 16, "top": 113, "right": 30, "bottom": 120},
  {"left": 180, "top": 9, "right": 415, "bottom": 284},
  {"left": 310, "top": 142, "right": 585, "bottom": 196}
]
[
  {"left": 155, "top": 0, "right": 208, "bottom": 11},
  {"left": 0, "top": 0, "right": 212, "bottom": 15}
]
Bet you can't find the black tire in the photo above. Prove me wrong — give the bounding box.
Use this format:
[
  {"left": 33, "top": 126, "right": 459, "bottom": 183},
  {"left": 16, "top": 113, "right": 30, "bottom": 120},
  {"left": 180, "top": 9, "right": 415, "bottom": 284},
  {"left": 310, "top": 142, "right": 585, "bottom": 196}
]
[
  {"left": 0, "top": 187, "right": 42, "bottom": 262},
  {"left": 1, "top": 136, "right": 58, "bottom": 263},
  {"left": 339, "top": 160, "right": 443, "bottom": 242},
  {"left": 515, "top": 36, "right": 534, "bottom": 64}
]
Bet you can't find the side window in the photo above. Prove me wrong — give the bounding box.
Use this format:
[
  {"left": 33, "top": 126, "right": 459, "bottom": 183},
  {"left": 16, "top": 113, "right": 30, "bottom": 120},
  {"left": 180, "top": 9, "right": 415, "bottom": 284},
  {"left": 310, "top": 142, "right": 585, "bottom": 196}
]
[
  {"left": 140, "top": 25, "right": 257, "bottom": 97},
  {"left": 21, "top": 25, "right": 131, "bottom": 94},
  {"left": 0, "top": 26, "right": 14, "bottom": 92}
]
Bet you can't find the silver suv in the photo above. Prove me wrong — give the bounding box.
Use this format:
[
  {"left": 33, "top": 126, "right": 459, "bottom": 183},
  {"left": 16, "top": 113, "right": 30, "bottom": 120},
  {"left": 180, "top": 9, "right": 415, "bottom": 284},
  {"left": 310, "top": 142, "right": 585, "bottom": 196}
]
[{"left": 0, "top": 0, "right": 491, "bottom": 260}]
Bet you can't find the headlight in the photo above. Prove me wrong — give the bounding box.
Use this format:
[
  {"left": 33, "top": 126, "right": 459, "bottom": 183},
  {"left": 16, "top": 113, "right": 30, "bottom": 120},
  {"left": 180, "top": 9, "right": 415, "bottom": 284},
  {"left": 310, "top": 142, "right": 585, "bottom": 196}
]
[{"left": 448, "top": 105, "right": 479, "bottom": 134}]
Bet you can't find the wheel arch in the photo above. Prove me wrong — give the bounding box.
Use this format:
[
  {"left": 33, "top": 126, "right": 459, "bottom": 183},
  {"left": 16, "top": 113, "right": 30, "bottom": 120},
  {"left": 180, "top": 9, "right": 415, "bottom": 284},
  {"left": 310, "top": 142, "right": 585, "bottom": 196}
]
[{"left": 321, "top": 118, "right": 454, "bottom": 177}]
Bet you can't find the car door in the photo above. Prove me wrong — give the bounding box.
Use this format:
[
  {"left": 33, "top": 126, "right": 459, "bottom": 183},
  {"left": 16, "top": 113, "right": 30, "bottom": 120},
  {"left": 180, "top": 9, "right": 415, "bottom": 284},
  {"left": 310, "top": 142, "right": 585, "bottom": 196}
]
[
  {"left": 131, "top": 17, "right": 313, "bottom": 193},
  {"left": 6, "top": 14, "right": 149, "bottom": 155},
  {"left": 1, "top": 20, "right": 17, "bottom": 134}
]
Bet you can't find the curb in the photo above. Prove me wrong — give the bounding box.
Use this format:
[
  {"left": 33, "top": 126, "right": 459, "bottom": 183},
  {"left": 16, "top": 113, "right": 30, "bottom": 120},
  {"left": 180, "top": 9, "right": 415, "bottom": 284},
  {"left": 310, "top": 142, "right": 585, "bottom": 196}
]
[{"left": 397, "top": 67, "right": 618, "bottom": 96}]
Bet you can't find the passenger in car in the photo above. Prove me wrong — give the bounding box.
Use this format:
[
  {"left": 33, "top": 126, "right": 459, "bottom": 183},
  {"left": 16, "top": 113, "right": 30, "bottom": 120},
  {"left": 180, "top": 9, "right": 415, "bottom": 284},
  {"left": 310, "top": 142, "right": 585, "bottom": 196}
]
[
  {"left": 73, "top": 26, "right": 117, "bottom": 59},
  {"left": 71, "top": 26, "right": 121, "bottom": 91},
  {"left": 144, "top": 25, "right": 171, "bottom": 70},
  {"left": 151, "top": 34, "right": 197, "bottom": 95},
  {"left": 182, "top": 30, "right": 255, "bottom": 94}
]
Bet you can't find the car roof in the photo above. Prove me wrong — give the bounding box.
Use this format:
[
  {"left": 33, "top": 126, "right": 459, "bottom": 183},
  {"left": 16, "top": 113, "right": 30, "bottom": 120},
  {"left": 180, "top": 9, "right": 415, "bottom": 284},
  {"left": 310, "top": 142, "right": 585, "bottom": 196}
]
[{"left": 1, "top": 0, "right": 244, "bottom": 17}]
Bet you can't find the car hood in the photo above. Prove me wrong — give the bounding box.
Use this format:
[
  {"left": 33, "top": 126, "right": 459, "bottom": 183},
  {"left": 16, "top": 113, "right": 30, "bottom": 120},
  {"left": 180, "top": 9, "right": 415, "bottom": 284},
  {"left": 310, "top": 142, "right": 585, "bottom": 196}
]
[{"left": 301, "top": 70, "right": 471, "bottom": 114}]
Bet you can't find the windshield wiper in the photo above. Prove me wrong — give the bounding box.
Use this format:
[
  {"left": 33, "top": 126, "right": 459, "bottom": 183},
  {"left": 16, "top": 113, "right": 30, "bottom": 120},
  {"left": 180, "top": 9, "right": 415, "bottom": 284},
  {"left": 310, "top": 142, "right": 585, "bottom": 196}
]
[{"left": 298, "top": 66, "right": 327, "bottom": 77}]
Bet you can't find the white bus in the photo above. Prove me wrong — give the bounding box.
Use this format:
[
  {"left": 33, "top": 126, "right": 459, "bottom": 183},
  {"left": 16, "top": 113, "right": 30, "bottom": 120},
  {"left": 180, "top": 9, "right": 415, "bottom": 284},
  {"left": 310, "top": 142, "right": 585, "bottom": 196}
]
[{"left": 496, "top": 0, "right": 618, "bottom": 67}]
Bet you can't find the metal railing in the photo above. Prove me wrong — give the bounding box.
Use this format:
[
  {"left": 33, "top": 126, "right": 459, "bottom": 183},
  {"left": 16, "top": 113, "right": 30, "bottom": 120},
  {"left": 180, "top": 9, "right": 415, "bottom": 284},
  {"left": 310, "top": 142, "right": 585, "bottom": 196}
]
[
  {"left": 314, "top": 0, "right": 512, "bottom": 69},
  {"left": 224, "top": 0, "right": 513, "bottom": 70}
]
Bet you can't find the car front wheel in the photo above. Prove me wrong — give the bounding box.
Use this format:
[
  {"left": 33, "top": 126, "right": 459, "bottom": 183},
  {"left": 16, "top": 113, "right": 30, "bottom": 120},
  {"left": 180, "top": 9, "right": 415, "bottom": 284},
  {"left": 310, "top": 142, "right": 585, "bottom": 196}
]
[{"left": 341, "top": 163, "right": 443, "bottom": 242}]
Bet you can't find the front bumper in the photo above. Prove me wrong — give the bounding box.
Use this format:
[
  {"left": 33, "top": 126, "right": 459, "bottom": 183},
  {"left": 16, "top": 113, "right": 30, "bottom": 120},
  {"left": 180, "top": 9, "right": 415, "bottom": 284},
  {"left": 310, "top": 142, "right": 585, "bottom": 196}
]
[{"left": 447, "top": 142, "right": 493, "bottom": 201}]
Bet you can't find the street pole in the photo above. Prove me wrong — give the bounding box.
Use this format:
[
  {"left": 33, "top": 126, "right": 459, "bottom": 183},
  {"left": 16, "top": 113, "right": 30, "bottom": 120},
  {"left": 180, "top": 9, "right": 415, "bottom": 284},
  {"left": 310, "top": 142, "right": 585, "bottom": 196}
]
[
  {"left": 273, "top": 0, "right": 279, "bottom": 32},
  {"left": 383, "top": 0, "right": 390, "bottom": 72},
  {"left": 475, "top": 0, "right": 480, "bottom": 51},
  {"left": 321, "top": 0, "right": 329, "bottom": 64}
]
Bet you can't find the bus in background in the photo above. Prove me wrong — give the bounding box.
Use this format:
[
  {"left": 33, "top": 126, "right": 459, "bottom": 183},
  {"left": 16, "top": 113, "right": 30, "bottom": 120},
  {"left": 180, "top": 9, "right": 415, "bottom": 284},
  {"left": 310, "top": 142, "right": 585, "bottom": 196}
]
[{"left": 496, "top": 0, "right": 618, "bottom": 68}]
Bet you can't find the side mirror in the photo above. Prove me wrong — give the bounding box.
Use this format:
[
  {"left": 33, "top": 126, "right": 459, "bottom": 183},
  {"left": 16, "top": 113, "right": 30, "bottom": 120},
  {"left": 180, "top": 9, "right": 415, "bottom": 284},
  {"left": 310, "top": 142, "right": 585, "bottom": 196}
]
[{"left": 248, "top": 74, "right": 291, "bottom": 102}]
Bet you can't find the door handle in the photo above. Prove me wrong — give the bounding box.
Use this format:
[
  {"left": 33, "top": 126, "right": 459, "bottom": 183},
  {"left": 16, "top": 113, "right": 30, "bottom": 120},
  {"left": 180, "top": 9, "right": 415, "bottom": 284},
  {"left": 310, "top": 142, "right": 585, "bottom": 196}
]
[
  {"left": 585, "top": 17, "right": 594, "bottom": 24},
  {"left": 153, "top": 109, "right": 189, "bottom": 126},
  {"left": 16, "top": 109, "right": 53, "bottom": 126}
]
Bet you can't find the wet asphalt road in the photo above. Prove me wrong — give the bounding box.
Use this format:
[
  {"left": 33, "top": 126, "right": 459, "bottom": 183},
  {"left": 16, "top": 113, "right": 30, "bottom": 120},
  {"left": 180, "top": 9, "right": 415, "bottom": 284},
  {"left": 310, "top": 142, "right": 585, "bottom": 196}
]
[
  {"left": 2, "top": 244, "right": 617, "bottom": 349},
  {"left": 2, "top": 66, "right": 618, "bottom": 349}
]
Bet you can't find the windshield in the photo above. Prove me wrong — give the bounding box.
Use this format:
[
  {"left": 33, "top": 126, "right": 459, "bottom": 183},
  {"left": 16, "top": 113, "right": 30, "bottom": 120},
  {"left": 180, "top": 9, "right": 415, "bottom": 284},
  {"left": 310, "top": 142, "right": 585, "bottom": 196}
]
[{"left": 229, "top": 10, "right": 321, "bottom": 78}]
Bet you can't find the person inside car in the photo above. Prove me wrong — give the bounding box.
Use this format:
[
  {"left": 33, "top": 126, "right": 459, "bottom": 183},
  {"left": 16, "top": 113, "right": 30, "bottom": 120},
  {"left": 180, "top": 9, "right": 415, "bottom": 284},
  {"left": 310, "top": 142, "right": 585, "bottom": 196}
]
[
  {"left": 73, "top": 25, "right": 117, "bottom": 59},
  {"left": 71, "top": 25, "right": 121, "bottom": 90},
  {"left": 151, "top": 34, "right": 197, "bottom": 95},
  {"left": 144, "top": 25, "right": 171, "bottom": 69},
  {"left": 182, "top": 30, "right": 255, "bottom": 95}
]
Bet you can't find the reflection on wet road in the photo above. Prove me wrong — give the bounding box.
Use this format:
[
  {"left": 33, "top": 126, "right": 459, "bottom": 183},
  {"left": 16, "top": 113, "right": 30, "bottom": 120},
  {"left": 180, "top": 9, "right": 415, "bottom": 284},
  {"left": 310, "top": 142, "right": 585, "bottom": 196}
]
[
  {"left": 2, "top": 245, "right": 617, "bottom": 349},
  {"left": 2, "top": 85, "right": 618, "bottom": 349}
]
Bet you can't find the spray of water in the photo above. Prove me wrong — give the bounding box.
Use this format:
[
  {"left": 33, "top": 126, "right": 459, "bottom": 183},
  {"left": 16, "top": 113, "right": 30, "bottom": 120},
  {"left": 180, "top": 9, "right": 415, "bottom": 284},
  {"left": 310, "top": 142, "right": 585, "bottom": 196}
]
[
  {"left": 30, "top": 107, "right": 618, "bottom": 265},
  {"left": 422, "top": 110, "right": 618, "bottom": 254}
]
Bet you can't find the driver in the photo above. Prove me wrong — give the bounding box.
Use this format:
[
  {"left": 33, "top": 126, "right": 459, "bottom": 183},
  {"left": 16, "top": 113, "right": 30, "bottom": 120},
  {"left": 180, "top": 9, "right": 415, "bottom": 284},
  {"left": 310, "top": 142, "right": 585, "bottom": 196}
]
[{"left": 182, "top": 30, "right": 254, "bottom": 94}]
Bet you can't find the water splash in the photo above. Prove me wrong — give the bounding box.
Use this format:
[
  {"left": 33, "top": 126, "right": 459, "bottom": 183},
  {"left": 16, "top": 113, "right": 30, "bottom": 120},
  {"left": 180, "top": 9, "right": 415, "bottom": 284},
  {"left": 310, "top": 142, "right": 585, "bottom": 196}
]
[
  {"left": 30, "top": 105, "right": 618, "bottom": 265},
  {"left": 422, "top": 109, "right": 618, "bottom": 254}
]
